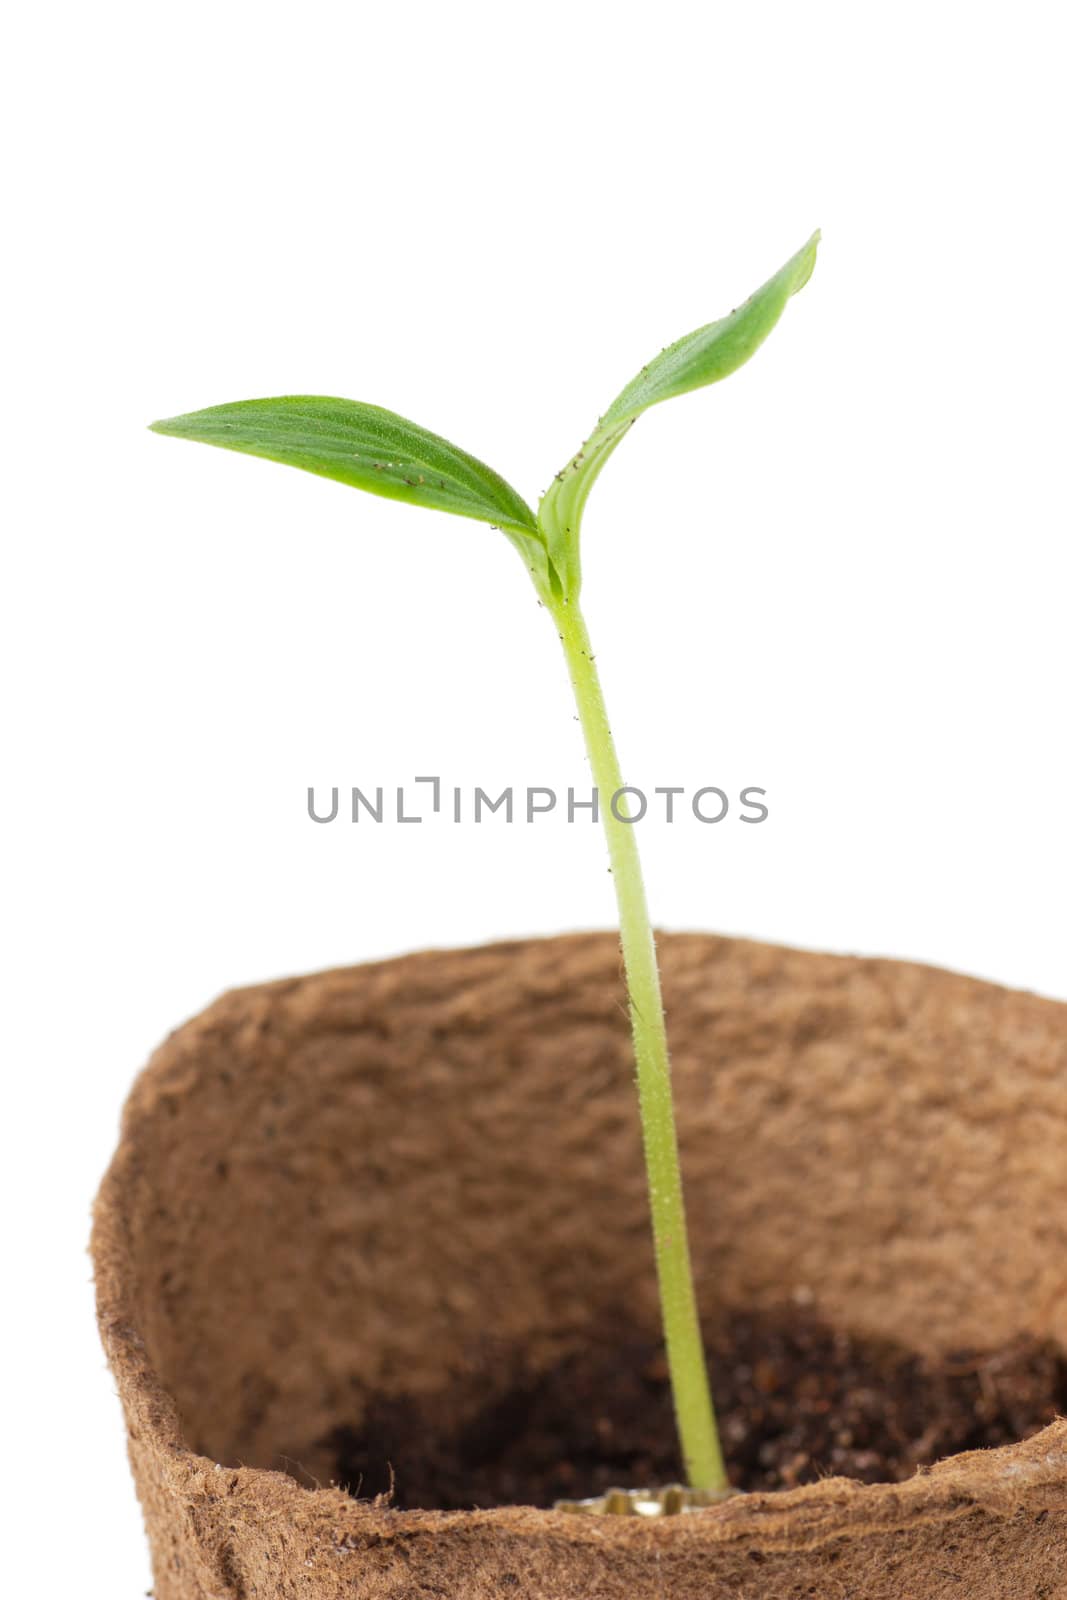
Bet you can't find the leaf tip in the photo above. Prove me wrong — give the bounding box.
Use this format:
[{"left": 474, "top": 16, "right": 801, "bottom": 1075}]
[
  {"left": 791, "top": 229, "right": 821, "bottom": 293},
  {"left": 148, "top": 414, "right": 182, "bottom": 437}
]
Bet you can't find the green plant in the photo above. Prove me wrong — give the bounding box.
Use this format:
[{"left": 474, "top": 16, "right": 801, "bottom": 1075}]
[{"left": 151, "top": 232, "right": 819, "bottom": 1493}]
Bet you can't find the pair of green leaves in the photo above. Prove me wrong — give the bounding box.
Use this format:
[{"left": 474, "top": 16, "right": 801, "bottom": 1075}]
[{"left": 151, "top": 231, "right": 819, "bottom": 606}]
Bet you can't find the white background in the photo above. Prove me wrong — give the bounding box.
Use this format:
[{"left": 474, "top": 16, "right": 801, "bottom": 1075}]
[{"left": 4, "top": 2, "right": 1065, "bottom": 1592}]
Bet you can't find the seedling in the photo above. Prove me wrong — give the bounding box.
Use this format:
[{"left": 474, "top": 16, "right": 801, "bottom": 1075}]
[{"left": 151, "top": 233, "right": 819, "bottom": 1495}]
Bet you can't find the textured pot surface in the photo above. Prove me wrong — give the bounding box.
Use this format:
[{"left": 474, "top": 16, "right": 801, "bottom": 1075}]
[{"left": 93, "top": 933, "right": 1067, "bottom": 1598}]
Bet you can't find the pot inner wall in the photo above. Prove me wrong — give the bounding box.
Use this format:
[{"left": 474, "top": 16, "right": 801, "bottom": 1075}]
[{"left": 117, "top": 934, "right": 1067, "bottom": 1482}]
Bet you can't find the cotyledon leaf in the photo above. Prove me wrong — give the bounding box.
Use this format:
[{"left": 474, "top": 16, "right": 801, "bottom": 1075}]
[
  {"left": 150, "top": 395, "right": 551, "bottom": 589},
  {"left": 539, "top": 231, "right": 820, "bottom": 598}
]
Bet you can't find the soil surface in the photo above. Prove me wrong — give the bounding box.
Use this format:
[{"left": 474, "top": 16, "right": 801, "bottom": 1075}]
[{"left": 324, "top": 1309, "right": 1067, "bottom": 1510}]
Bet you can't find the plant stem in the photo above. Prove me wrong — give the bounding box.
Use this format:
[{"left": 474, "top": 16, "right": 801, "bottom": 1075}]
[{"left": 550, "top": 594, "right": 727, "bottom": 1493}]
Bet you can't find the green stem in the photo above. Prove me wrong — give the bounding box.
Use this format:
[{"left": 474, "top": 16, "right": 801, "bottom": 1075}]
[{"left": 550, "top": 595, "right": 727, "bottom": 1493}]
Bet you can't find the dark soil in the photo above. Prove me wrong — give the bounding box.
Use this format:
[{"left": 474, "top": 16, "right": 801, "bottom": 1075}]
[{"left": 324, "top": 1309, "right": 1067, "bottom": 1510}]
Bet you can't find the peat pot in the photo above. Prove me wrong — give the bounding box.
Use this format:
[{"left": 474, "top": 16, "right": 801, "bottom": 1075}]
[{"left": 92, "top": 933, "right": 1067, "bottom": 1598}]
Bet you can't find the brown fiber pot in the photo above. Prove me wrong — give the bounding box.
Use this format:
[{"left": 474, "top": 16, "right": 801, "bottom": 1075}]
[{"left": 92, "top": 933, "right": 1067, "bottom": 1598}]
